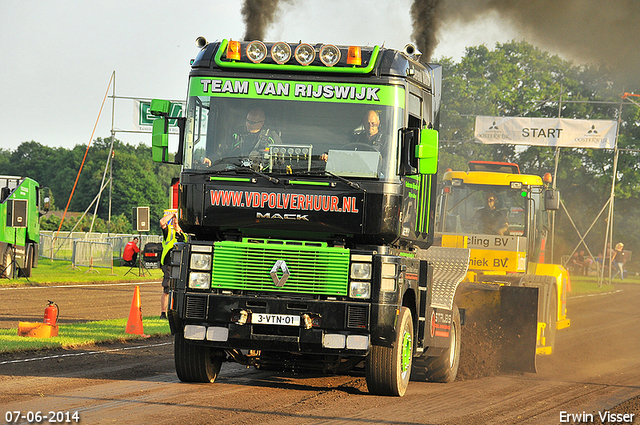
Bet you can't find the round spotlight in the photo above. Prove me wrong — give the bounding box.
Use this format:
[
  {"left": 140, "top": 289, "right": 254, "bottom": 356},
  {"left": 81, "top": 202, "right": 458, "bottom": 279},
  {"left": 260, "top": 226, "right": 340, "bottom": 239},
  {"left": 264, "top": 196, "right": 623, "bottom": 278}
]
[
  {"left": 271, "top": 42, "right": 292, "bottom": 64},
  {"left": 294, "top": 43, "right": 315, "bottom": 66},
  {"left": 246, "top": 40, "right": 267, "bottom": 63},
  {"left": 319, "top": 44, "right": 341, "bottom": 67}
]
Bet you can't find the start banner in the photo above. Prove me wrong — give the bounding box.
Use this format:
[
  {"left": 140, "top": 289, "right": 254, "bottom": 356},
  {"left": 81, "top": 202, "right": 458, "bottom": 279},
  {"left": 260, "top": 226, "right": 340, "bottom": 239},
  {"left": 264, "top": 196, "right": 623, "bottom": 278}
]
[{"left": 475, "top": 116, "right": 617, "bottom": 149}]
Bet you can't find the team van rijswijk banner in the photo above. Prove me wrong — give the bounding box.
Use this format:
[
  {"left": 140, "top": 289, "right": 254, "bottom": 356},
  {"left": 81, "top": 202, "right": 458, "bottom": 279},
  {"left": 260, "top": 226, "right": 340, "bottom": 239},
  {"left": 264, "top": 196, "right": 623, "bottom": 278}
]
[
  {"left": 475, "top": 116, "right": 618, "bottom": 149},
  {"left": 189, "top": 77, "right": 405, "bottom": 106}
]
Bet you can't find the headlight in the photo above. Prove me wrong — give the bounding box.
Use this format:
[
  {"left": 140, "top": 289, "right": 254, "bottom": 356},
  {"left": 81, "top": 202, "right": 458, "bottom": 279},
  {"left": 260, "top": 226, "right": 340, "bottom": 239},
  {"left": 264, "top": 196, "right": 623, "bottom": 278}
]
[
  {"left": 189, "top": 272, "right": 210, "bottom": 289},
  {"left": 350, "top": 281, "right": 371, "bottom": 299},
  {"left": 350, "top": 262, "right": 372, "bottom": 280},
  {"left": 190, "top": 253, "right": 211, "bottom": 271}
]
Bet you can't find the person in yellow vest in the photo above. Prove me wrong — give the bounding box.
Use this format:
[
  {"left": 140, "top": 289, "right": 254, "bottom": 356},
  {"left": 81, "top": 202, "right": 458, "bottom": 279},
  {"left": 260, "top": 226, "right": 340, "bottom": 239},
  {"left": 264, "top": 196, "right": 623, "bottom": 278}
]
[{"left": 159, "top": 212, "right": 185, "bottom": 319}]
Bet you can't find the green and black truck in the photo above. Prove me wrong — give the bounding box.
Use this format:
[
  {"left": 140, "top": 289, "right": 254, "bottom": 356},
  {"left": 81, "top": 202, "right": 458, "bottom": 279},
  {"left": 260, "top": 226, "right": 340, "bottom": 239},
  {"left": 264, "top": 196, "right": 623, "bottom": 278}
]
[
  {"left": 150, "top": 37, "right": 470, "bottom": 396},
  {"left": 0, "top": 176, "right": 42, "bottom": 278}
]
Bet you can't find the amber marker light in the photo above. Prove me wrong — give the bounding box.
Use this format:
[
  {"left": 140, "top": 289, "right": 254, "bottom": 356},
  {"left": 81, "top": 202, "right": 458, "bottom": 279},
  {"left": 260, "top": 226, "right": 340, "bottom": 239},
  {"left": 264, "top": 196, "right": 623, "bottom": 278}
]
[
  {"left": 226, "top": 40, "right": 241, "bottom": 60},
  {"left": 543, "top": 172, "right": 553, "bottom": 184},
  {"left": 347, "top": 46, "right": 362, "bottom": 66}
]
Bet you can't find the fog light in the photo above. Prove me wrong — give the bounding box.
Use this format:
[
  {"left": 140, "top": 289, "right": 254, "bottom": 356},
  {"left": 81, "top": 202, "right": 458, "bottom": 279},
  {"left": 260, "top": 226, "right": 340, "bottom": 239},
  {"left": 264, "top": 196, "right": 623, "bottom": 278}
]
[
  {"left": 294, "top": 43, "right": 315, "bottom": 65},
  {"left": 246, "top": 40, "right": 267, "bottom": 63},
  {"left": 184, "top": 325, "right": 206, "bottom": 340},
  {"left": 346, "top": 335, "right": 369, "bottom": 350},
  {"left": 206, "top": 327, "right": 229, "bottom": 342},
  {"left": 323, "top": 333, "right": 346, "bottom": 349},
  {"left": 319, "top": 44, "right": 340, "bottom": 66},
  {"left": 271, "top": 42, "right": 291, "bottom": 64}
]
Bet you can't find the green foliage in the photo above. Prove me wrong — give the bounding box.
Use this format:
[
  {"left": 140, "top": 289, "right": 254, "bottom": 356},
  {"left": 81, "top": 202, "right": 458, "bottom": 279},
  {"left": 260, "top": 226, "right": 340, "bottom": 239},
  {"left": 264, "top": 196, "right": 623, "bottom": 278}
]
[{"left": 3, "top": 137, "right": 179, "bottom": 234}]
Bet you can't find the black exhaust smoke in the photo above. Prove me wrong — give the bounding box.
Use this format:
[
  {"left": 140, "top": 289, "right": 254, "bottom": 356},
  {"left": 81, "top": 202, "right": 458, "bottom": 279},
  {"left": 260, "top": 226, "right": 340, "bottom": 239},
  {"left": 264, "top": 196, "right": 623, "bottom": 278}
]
[{"left": 411, "top": 0, "right": 640, "bottom": 85}]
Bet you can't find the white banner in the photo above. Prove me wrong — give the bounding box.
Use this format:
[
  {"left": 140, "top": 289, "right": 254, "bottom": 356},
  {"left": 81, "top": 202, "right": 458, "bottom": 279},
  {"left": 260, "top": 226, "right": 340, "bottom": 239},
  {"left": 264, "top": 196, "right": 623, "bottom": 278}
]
[{"left": 475, "top": 116, "right": 617, "bottom": 149}]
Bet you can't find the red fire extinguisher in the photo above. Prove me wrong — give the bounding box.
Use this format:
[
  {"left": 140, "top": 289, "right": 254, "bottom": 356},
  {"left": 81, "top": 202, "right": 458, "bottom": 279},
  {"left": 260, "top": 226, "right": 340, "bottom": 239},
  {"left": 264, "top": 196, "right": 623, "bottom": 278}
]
[{"left": 44, "top": 300, "right": 59, "bottom": 325}]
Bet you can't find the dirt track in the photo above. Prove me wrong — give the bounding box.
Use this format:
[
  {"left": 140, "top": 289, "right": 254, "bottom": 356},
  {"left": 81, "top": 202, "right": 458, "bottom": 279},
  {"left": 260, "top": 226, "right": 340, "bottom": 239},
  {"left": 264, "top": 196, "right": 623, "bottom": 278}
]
[{"left": 1, "top": 282, "right": 640, "bottom": 424}]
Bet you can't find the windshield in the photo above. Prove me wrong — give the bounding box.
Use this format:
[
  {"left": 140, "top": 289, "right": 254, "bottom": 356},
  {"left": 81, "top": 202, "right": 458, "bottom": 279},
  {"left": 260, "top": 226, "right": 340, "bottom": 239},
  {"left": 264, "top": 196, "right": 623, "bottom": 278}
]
[
  {"left": 182, "top": 84, "right": 403, "bottom": 181},
  {"left": 438, "top": 185, "right": 529, "bottom": 237}
]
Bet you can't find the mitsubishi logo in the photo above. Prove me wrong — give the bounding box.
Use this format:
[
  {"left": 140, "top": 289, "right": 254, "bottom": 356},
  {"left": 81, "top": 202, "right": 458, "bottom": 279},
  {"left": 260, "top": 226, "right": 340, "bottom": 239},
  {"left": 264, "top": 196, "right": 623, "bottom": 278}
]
[{"left": 270, "top": 260, "right": 290, "bottom": 287}]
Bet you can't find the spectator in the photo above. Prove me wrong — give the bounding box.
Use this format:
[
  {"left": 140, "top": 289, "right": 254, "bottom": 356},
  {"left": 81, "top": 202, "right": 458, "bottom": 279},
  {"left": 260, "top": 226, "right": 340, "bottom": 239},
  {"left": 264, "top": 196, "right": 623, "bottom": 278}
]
[
  {"left": 570, "top": 251, "right": 584, "bottom": 276},
  {"left": 122, "top": 237, "right": 140, "bottom": 267},
  {"left": 611, "top": 242, "right": 626, "bottom": 281},
  {"left": 159, "top": 212, "right": 185, "bottom": 319}
]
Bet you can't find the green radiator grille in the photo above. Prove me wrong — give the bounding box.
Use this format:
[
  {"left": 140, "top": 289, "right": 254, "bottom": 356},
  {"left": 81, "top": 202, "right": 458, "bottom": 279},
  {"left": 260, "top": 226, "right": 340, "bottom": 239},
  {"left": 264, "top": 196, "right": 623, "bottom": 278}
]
[{"left": 212, "top": 239, "right": 350, "bottom": 296}]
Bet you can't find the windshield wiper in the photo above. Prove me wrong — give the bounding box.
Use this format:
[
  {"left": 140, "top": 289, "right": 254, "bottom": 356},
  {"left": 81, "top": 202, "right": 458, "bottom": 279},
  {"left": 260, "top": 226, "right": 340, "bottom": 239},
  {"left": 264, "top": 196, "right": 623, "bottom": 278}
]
[
  {"left": 301, "top": 170, "right": 363, "bottom": 191},
  {"left": 235, "top": 166, "right": 280, "bottom": 184}
]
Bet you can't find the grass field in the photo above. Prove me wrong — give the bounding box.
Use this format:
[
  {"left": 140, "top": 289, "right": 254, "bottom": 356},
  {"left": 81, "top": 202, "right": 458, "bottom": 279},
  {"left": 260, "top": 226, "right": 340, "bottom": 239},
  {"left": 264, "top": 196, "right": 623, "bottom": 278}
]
[
  {"left": 0, "top": 258, "right": 164, "bottom": 287},
  {"left": 1, "top": 260, "right": 167, "bottom": 354},
  {"left": 0, "top": 317, "right": 170, "bottom": 353}
]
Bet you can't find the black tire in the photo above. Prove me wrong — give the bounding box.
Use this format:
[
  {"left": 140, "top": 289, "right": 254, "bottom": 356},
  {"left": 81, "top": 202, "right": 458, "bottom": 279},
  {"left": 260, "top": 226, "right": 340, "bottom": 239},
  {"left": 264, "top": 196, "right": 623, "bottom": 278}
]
[
  {"left": 18, "top": 244, "right": 33, "bottom": 278},
  {"left": 412, "top": 305, "right": 461, "bottom": 383},
  {"left": 366, "top": 306, "right": 413, "bottom": 396},
  {"left": 1, "top": 245, "right": 13, "bottom": 279},
  {"left": 174, "top": 333, "right": 223, "bottom": 383}
]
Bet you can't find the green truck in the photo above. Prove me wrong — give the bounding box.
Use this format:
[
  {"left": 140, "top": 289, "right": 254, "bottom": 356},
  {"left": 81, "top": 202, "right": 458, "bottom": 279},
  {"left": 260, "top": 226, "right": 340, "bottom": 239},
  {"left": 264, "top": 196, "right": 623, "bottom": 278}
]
[
  {"left": 0, "top": 176, "right": 42, "bottom": 278},
  {"left": 150, "top": 37, "right": 473, "bottom": 396}
]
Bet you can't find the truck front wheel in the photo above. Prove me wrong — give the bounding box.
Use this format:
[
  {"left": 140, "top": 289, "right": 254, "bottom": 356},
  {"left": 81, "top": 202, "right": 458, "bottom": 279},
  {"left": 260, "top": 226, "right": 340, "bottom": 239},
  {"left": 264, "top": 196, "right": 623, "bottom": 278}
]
[
  {"left": 174, "top": 332, "right": 223, "bottom": 383},
  {"left": 366, "top": 306, "right": 413, "bottom": 396},
  {"left": 411, "top": 305, "right": 461, "bottom": 383}
]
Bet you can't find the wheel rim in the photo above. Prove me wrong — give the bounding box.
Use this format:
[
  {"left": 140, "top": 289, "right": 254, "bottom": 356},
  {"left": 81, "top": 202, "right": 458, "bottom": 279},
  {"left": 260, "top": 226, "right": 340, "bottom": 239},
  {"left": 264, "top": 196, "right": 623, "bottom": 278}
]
[
  {"left": 448, "top": 322, "right": 457, "bottom": 366},
  {"left": 401, "top": 329, "right": 412, "bottom": 376}
]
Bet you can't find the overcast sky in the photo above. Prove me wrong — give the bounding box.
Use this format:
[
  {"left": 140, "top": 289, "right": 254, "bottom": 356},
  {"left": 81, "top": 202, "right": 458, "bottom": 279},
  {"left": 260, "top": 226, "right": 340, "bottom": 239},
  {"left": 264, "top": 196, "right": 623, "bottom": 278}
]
[{"left": 0, "top": 0, "right": 519, "bottom": 152}]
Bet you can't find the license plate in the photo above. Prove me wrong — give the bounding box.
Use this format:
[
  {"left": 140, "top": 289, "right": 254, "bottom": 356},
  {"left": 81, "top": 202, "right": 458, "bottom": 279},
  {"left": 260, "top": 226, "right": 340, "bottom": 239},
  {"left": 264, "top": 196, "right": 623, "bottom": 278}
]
[{"left": 251, "top": 313, "right": 300, "bottom": 327}]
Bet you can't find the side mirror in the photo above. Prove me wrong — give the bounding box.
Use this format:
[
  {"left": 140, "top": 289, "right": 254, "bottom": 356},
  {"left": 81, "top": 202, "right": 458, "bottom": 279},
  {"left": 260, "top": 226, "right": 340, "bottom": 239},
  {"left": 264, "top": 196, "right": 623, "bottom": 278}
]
[
  {"left": 150, "top": 99, "right": 171, "bottom": 116},
  {"left": 152, "top": 118, "right": 169, "bottom": 163},
  {"left": 544, "top": 189, "right": 560, "bottom": 211},
  {"left": 43, "top": 197, "right": 51, "bottom": 213},
  {"left": 415, "top": 128, "right": 438, "bottom": 175}
]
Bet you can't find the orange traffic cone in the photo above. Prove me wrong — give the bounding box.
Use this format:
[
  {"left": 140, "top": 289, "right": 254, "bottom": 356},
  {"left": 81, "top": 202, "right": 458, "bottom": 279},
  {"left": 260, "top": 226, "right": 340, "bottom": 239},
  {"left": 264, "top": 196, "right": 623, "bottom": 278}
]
[{"left": 126, "top": 286, "right": 148, "bottom": 337}]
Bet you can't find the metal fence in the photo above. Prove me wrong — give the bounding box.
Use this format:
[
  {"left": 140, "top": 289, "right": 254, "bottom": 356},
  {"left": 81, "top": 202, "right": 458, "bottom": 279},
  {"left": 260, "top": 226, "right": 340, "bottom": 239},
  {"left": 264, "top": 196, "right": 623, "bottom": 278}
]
[{"left": 39, "top": 231, "right": 163, "bottom": 269}]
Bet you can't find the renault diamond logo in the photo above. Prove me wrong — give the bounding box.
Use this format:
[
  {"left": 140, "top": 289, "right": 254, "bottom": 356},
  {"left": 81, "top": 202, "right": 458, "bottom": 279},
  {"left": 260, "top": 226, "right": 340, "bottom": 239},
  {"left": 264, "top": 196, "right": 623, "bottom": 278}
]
[{"left": 270, "top": 260, "right": 290, "bottom": 287}]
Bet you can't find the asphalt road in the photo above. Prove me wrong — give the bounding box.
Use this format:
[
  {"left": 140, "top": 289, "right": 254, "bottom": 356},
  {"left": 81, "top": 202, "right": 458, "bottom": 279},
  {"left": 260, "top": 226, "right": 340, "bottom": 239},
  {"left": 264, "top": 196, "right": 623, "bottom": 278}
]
[{"left": 1, "top": 282, "right": 639, "bottom": 424}]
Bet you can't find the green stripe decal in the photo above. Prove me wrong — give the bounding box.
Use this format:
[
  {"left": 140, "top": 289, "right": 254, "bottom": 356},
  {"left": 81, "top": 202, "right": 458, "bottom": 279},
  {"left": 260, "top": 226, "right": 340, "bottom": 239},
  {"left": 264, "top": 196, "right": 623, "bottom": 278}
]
[
  {"left": 209, "top": 176, "right": 254, "bottom": 182},
  {"left": 288, "top": 180, "right": 332, "bottom": 186}
]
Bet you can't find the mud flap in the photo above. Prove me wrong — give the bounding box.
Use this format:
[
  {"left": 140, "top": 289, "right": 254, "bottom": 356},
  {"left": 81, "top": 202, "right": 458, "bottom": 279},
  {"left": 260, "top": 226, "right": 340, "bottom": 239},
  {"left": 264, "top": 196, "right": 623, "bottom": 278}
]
[
  {"left": 498, "top": 286, "right": 538, "bottom": 373},
  {"left": 457, "top": 283, "right": 538, "bottom": 375}
]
